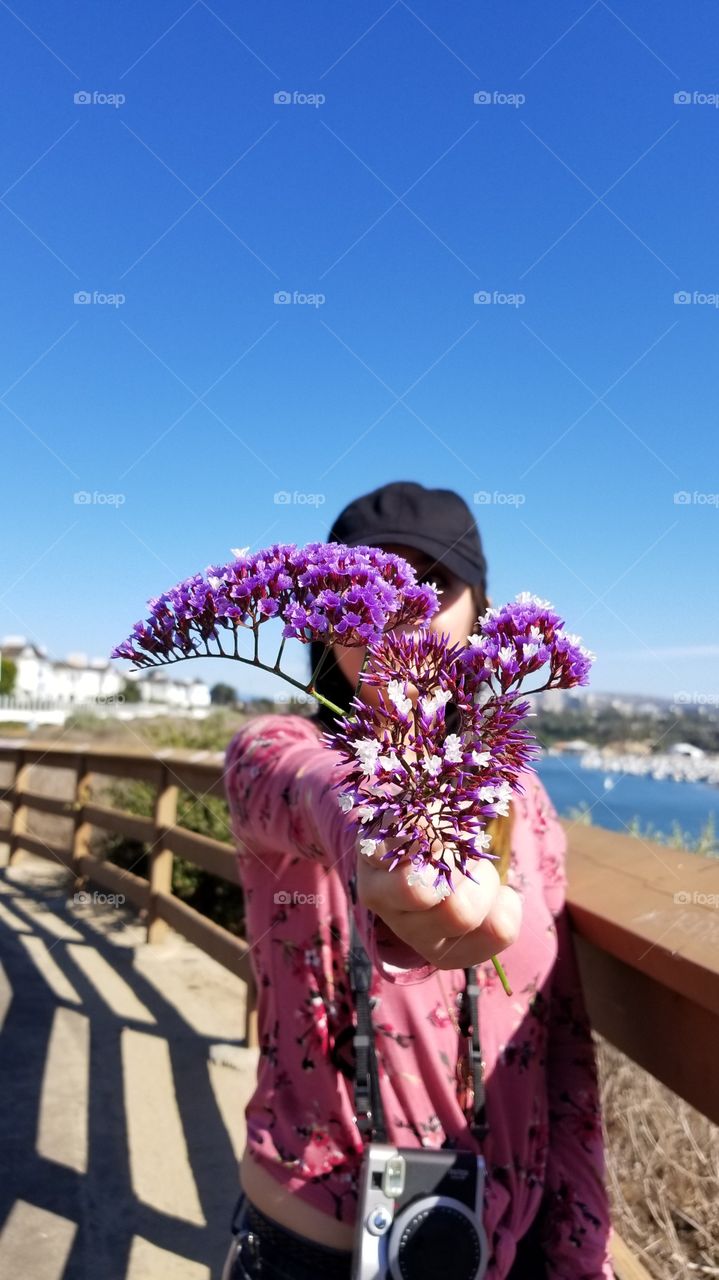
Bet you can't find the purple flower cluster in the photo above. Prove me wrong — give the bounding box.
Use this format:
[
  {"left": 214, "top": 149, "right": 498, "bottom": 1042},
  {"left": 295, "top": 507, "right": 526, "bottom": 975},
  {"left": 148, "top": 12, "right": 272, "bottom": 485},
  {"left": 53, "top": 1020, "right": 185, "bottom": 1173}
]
[
  {"left": 111, "top": 541, "right": 439, "bottom": 668},
  {"left": 326, "top": 600, "right": 595, "bottom": 897},
  {"left": 111, "top": 540, "right": 595, "bottom": 917},
  {"left": 456, "top": 592, "right": 595, "bottom": 696},
  {"left": 325, "top": 629, "right": 540, "bottom": 898}
]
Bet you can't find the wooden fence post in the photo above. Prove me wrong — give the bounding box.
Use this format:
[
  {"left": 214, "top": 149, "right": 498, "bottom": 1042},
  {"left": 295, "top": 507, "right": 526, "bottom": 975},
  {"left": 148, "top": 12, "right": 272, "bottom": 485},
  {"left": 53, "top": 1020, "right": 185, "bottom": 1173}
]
[
  {"left": 8, "top": 749, "right": 31, "bottom": 865},
  {"left": 71, "top": 755, "right": 92, "bottom": 890},
  {"left": 244, "top": 973, "right": 258, "bottom": 1048},
  {"left": 147, "top": 766, "right": 178, "bottom": 944}
]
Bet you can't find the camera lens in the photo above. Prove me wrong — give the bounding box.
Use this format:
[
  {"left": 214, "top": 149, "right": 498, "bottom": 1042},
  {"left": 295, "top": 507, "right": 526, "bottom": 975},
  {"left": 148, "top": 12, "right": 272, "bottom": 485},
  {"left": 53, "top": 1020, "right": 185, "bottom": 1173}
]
[{"left": 395, "top": 1204, "right": 482, "bottom": 1280}]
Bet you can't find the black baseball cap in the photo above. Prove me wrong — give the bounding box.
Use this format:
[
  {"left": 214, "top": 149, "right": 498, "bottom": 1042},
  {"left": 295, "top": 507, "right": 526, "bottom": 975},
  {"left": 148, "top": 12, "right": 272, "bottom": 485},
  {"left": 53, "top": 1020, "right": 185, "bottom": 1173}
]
[{"left": 328, "top": 480, "right": 487, "bottom": 591}]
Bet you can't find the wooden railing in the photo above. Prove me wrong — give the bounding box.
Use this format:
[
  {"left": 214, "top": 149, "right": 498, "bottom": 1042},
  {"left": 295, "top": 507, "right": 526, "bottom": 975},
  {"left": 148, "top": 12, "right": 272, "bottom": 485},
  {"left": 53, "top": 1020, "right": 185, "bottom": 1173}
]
[
  {"left": 1, "top": 737, "right": 717, "bottom": 1280},
  {"left": 0, "top": 739, "right": 257, "bottom": 1044}
]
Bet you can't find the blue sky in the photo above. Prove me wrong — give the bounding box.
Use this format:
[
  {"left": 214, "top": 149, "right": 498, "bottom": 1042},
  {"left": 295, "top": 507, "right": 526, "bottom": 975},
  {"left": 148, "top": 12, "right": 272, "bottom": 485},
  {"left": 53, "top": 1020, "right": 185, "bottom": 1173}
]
[{"left": 1, "top": 1, "right": 718, "bottom": 702}]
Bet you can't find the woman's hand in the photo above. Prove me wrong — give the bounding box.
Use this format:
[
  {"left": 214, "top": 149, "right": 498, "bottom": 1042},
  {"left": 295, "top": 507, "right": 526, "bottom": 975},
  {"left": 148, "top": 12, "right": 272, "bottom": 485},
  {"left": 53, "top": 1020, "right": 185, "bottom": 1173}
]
[{"left": 355, "top": 809, "right": 522, "bottom": 971}]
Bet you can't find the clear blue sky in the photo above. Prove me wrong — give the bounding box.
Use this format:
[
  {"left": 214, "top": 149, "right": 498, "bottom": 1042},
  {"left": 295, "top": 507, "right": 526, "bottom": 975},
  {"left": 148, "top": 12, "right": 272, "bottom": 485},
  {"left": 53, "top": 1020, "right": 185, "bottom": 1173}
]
[{"left": 2, "top": 1, "right": 718, "bottom": 701}]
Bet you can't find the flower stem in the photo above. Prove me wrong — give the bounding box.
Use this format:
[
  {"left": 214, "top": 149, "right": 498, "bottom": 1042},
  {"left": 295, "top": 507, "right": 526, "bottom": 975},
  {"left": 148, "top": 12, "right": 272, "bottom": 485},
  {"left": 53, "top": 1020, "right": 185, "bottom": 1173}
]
[
  {"left": 310, "top": 644, "right": 332, "bottom": 687},
  {"left": 491, "top": 955, "right": 512, "bottom": 996},
  {"left": 310, "top": 689, "right": 347, "bottom": 716},
  {"left": 273, "top": 636, "right": 286, "bottom": 671}
]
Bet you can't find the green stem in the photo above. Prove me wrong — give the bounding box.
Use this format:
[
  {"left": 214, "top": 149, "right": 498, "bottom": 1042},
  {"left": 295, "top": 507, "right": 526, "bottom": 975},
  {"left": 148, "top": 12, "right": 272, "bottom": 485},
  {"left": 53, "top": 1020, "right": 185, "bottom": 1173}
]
[
  {"left": 310, "top": 689, "right": 347, "bottom": 717},
  {"left": 309, "top": 644, "right": 332, "bottom": 687},
  {"left": 273, "top": 636, "right": 286, "bottom": 670},
  {"left": 491, "top": 955, "right": 512, "bottom": 996}
]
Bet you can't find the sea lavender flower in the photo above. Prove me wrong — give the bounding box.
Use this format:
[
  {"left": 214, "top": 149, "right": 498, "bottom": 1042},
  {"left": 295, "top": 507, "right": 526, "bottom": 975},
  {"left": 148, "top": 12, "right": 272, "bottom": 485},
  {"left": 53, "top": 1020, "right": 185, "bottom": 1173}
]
[
  {"left": 112, "top": 545, "right": 595, "bottom": 997},
  {"left": 324, "top": 609, "right": 594, "bottom": 996},
  {"left": 113, "top": 554, "right": 593, "bottom": 894},
  {"left": 457, "top": 592, "right": 596, "bottom": 696},
  {"left": 325, "top": 595, "right": 594, "bottom": 899},
  {"left": 324, "top": 629, "right": 543, "bottom": 900},
  {"left": 111, "top": 541, "right": 440, "bottom": 673}
]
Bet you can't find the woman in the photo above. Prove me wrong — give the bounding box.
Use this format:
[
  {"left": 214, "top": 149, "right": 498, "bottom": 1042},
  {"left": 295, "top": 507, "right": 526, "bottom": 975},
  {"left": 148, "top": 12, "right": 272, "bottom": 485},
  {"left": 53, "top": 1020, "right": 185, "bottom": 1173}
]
[{"left": 221, "top": 481, "right": 614, "bottom": 1279}]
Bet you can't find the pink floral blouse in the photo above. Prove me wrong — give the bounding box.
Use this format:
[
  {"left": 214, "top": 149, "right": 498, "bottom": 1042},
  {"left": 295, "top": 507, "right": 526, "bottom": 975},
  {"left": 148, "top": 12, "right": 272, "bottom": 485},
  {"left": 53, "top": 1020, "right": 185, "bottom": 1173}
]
[{"left": 223, "top": 713, "right": 615, "bottom": 1279}]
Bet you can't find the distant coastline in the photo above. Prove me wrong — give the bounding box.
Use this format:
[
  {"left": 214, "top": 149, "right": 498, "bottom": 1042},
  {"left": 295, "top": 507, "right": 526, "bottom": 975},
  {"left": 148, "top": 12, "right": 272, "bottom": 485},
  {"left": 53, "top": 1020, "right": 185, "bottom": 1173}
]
[
  {"left": 548, "top": 744, "right": 719, "bottom": 789},
  {"left": 536, "top": 753, "right": 718, "bottom": 846}
]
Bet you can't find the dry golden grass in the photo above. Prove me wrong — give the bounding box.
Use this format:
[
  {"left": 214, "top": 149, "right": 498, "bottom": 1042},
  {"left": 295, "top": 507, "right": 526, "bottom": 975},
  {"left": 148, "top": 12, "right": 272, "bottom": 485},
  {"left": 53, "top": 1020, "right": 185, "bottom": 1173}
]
[{"left": 597, "top": 1037, "right": 719, "bottom": 1278}]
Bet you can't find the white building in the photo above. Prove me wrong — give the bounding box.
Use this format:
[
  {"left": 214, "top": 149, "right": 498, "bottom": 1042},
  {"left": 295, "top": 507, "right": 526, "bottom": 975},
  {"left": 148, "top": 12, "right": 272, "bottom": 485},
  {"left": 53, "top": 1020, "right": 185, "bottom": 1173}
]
[
  {"left": 0, "top": 639, "right": 56, "bottom": 698},
  {"left": 668, "top": 741, "right": 705, "bottom": 759},
  {"left": 128, "top": 668, "right": 211, "bottom": 710},
  {"left": 0, "top": 635, "right": 210, "bottom": 710}
]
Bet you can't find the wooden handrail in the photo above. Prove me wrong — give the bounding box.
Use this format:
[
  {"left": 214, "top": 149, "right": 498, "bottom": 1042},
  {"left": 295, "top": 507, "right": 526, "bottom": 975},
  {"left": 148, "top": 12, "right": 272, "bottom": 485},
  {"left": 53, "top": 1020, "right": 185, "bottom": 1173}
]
[
  {"left": 563, "top": 818, "right": 719, "bottom": 1125},
  {"left": 0, "top": 738, "right": 253, "bottom": 1040}
]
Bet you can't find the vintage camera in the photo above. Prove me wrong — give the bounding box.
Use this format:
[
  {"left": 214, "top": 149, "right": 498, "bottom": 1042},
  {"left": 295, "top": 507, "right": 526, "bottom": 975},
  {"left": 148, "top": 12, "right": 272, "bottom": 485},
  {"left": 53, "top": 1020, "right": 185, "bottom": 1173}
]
[{"left": 352, "top": 1144, "right": 489, "bottom": 1280}]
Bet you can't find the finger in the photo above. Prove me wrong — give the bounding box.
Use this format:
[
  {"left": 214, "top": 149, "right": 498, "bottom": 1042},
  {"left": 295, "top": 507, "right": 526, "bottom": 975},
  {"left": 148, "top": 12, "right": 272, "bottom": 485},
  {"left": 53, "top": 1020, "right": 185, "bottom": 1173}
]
[
  {"left": 355, "top": 844, "right": 498, "bottom": 916},
  {"left": 362, "top": 873, "right": 522, "bottom": 970},
  {"left": 378, "top": 877, "right": 519, "bottom": 961},
  {"left": 431, "top": 886, "right": 523, "bottom": 968},
  {"left": 357, "top": 840, "right": 502, "bottom": 921}
]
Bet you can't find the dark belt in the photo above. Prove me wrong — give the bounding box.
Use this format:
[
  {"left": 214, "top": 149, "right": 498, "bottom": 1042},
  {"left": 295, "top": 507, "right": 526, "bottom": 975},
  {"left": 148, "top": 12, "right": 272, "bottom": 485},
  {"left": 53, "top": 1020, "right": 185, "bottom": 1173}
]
[{"left": 232, "top": 1190, "right": 354, "bottom": 1280}]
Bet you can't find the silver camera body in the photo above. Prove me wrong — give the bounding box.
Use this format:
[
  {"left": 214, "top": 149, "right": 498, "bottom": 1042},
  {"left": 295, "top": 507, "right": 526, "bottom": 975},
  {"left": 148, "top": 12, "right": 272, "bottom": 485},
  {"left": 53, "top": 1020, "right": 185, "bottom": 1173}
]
[{"left": 351, "top": 1143, "right": 489, "bottom": 1280}]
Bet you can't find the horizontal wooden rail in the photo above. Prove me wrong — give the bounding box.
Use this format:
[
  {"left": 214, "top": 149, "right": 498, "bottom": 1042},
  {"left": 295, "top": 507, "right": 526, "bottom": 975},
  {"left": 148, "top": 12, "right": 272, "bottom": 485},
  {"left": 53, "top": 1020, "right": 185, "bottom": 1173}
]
[
  {"left": 81, "top": 802, "right": 156, "bottom": 844},
  {"left": 19, "top": 791, "right": 75, "bottom": 819},
  {"left": 75, "top": 852, "right": 151, "bottom": 909},
  {"left": 165, "top": 826, "right": 238, "bottom": 882},
  {"left": 154, "top": 891, "right": 253, "bottom": 980},
  {"left": 11, "top": 832, "right": 75, "bottom": 870}
]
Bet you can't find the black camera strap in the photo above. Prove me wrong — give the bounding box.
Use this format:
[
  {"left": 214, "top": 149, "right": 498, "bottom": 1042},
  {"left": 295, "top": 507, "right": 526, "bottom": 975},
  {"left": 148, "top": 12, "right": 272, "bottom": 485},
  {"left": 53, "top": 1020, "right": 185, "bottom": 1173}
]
[
  {"left": 348, "top": 906, "right": 388, "bottom": 1143},
  {"left": 347, "top": 880, "right": 488, "bottom": 1146},
  {"left": 459, "top": 966, "right": 489, "bottom": 1141}
]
